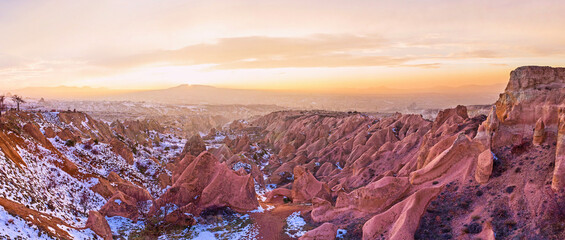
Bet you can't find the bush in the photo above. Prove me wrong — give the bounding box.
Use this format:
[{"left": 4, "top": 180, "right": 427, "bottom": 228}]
[{"left": 65, "top": 140, "right": 76, "bottom": 147}]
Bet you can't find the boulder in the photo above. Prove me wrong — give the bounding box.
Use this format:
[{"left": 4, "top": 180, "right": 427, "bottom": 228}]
[{"left": 475, "top": 149, "right": 494, "bottom": 184}]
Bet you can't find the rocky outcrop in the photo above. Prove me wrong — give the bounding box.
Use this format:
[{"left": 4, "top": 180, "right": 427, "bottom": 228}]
[
  {"left": 291, "top": 166, "right": 331, "bottom": 203},
  {"left": 475, "top": 149, "right": 494, "bottom": 184},
  {"left": 179, "top": 134, "right": 206, "bottom": 159},
  {"left": 410, "top": 134, "right": 482, "bottom": 185},
  {"left": 533, "top": 118, "right": 546, "bottom": 145},
  {"left": 362, "top": 187, "right": 442, "bottom": 240},
  {"left": 99, "top": 191, "right": 140, "bottom": 220},
  {"left": 484, "top": 66, "right": 565, "bottom": 149},
  {"left": 299, "top": 222, "right": 338, "bottom": 240},
  {"left": 110, "top": 138, "right": 134, "bottom": 164},
  {"left": 107, "top": 172, "right": 153, "bottom": 202},
  {"left": 155, "top": 152, "right": 258, "bottom": 215},
  {"left": 335, "top": 177, "right": 410, "bottom": 213},
  {"left": 552, "top": 108, "right": 565, "bottom": 191},
  {"left": 86, "top": 211, "right": 113, "bottom": 240}
]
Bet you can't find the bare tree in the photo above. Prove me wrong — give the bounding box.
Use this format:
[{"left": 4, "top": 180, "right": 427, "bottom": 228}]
[
  {"left": 11, "top": 95, "right": 25, "bottom": 111},
  {"left": 0, "top": 95, "right": 5, "bottom": 116}
]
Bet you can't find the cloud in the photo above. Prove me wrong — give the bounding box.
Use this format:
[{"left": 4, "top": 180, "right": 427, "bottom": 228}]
[
  {"left": 93, "top": 33, "right": 549, "bottom": 70},
  {"left": 93, "top": 34, "right": 399, "bottom": 69}
]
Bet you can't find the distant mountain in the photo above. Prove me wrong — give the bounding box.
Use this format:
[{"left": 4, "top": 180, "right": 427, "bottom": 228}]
[{"left": 11, "top": 83, "right": 505, "bottom": 112}]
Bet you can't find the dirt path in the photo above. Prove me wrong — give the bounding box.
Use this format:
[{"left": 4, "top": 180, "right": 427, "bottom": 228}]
[{"left": 249, "top": 204, "right": 311, "bottom": 240}]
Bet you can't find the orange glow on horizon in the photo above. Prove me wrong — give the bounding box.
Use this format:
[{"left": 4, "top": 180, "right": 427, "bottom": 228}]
[{"left": 0, "top": 0, "right": 564, "bottom": 94}]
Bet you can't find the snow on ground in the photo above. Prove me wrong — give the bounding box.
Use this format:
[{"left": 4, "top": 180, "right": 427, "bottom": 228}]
[
  {"left": 187, "top": 214, "right": 259, "bottom": 240},
  {"left": 0, "top": 206, "right": 53, "bottom": 240},
  {"left": 106, "top": 216, "right": 145, "bottom": 237},
  {"left": 0, "top": 143, "right": 105, "bottom": 228},
  {"left": 285, "top": 211, "right": 307, "bottom": 238},
  {"left": 107, "top": 214, "right": 259, "bottom": 240},
  {"left": 337, "top": 228, "right": 348, "bottom": 238}
]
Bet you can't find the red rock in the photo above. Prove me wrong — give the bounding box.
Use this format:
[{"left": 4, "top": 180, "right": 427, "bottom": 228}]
[
  {"left": 44, "top": 127, "right": 56, "bottom": 138},
  {"left": 99, "top": 191, "right": 140, "bottom": 220},
  {"left": 155, "top": 152, "right": 258, "bottom": 214},
  {"left": 552, "top": 108, "right": 565, "bottom": 191},
  {"left": 505, "top": 66, "right": 565, "bottom": 92},
  {"left": 85, "top": 211, "right": 112, "bottom": 240},
  {"left": 91, "top": 178, "right": 116, "bottom": 199},
  {"left": 210, "top": 144, "right": 233, "bottom": 162},
  {"left": 172, "top": 154, "right": 195, "bottom": 183},
  {"left": 57, "top": 128, "right": 79, "bottom": 142},
  {"left": 410, "top": 134, "right": 482, "bottom": 185},
  {"left": 164, "top": 208, "right": 195, "bottom": 227},
  {"left": 265, "top": 188, "right": 293, "bottom": 203},
  {"left": 278, "top": 143, "right": 296, "bottom": 159},
  {"left": 180, "top": 134, "right": 206, "bottom": 159},
  {"left": 299, "top": 222, "right": 338, "bottom": 240},
  {"left": 107, "top": 172, "right": 153, "bottom": 202},
  {"left": 110, "top": 138, "right": 134, "bottom": 164},
  {"left": 158, "top": 173, "right": 172, "bottom": 188},
  {"left": 233, "top": 134, "right": 251, "bottom": 153},
  {"left": 533, "top": 118, "right": 546, "bottom": 146},
  {"left": 198, "top": 166, "right": 258, "bottom": 212},
  {"left": 362, "top": 186, "right": 442, "bottom": 240},
  {"left": 23, "top": 123, "right": 50, "bottom": 146},
  {"left": 475, "top": 149, "right": 494, "bottom": 184},
  {"left": 335, "top": 177, "right": 410, "bottom": 213},
  {"left": 291, "top": 166, "right": 331, "bottom": 203}
]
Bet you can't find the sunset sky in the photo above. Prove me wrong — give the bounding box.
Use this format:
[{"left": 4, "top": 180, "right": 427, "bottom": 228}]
[{"left": 1, "top": 0, "right": 564, "bottom": 92}]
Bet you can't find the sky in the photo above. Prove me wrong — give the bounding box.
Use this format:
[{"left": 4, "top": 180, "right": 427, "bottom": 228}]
[{"left": 0, "top": 0, "right": 564, "bottom": 92}]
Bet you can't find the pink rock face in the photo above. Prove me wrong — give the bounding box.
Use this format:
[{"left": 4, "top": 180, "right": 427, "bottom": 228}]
[
  {"left": 410, "top": 134, "right": 482, "bottom": 185},
  {"left": 416, "top": 105, "right": 478, "bottom": 170},
  {"left": 335, "top": 177, "right": 410, "bottom": 213},
  {"left": 155, "top": 152, "right": 258, "bottom": 214},
  {"left": 505, "top": 66, "right": 565, "bottom": 92},
  {"left": 85, "top": 211, "right": 113, "bottom": 240},
  {"left": 487, "top": 66, "right": 565, "bottom": 143},
  {"left": 99, "top": 191, "right": 140, "bottom": 220},
  {"left": 292, "top": 166, "right": 331, "bottom": 203},
  {"left": 362, "top": 186, "right": 442, "bottom": 240},
  {"left": 299, "top": 222, "right": 338, "bottom": 240}
]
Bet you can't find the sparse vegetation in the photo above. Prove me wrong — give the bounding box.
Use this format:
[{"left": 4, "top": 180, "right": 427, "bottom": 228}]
[
  {"left": 10, "top": 95, "right": 25, "bottom": 111},
  {"left": 65, "top": 139, "right": 76, "bottom": 147}
]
